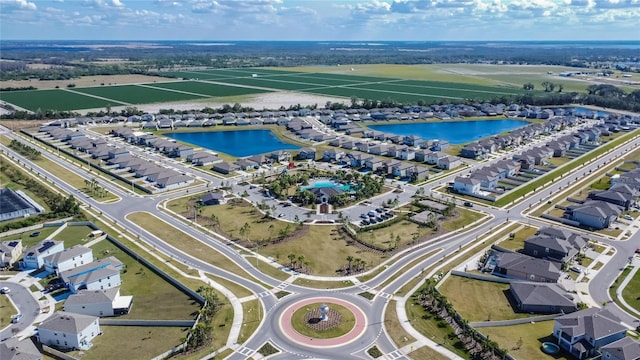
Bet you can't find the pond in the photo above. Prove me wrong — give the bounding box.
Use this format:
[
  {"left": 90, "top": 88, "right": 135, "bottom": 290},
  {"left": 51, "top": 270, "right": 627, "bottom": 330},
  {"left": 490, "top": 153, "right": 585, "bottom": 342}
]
[
  {"left": 367, "top": 119, "right": 529, "bottom": 144},
  {"left": 166, "top": 129, "right": 300, "bottom": 157}
]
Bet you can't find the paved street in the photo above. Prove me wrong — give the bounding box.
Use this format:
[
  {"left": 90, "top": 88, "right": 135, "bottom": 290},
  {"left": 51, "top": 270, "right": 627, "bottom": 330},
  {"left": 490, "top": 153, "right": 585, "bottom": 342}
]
[{"left": 2, "top": 121, "right": 640, "bottom": 359}]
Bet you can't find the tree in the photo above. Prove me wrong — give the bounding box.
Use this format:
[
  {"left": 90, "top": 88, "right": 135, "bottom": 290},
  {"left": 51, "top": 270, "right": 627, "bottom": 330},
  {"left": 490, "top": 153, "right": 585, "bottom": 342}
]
[
  {"left": 557, "top": 84, "right": 564, "bottom": 93},
  {"left": 287, "top": 253, "right": 296, "bottom": 268},
  {"left": 346, "top": 255, "right": 353, "bottom": 272},
  {"left": 522, "top": 82, "right": 534, "bottom": 91}
]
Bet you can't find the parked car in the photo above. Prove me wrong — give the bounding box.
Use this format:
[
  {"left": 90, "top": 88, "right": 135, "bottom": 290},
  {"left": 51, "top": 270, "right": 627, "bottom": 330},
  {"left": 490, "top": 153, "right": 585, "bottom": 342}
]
[
  {"left": 625, "top": 215, "right": 634, "bottom": 221},
  {"left": 0, "top": 287, "right": 9, "bottom": 294},
  {"left": 29, "top": 231, "right": 40, "bottom": 237},
  {"left": 278, "top": 213, "right": 285, "bottom": 218},
  {"left": 635, "top": 248, "right": 640, "bottom": 254},
  {"left": 569, "top": 266, "right": 582, "bottom": 273},
  {"left": 11, "top": 314, "right": 22, "bottom": 323},
  {"left": 375, "top": 208, "right": 383, "bottom": 213}
]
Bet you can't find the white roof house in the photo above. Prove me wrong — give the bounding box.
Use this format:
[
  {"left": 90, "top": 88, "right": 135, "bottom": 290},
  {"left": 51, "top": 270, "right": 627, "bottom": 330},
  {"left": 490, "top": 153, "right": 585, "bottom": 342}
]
[
  {"left": 64, "top": 287, "right": 133, "bottom": 317},
  {"left": 43, "top": 245, "right": 94, "bottom": 274},
  {"left": 37, "top": 311, "right": 101, "bottom": 351}
]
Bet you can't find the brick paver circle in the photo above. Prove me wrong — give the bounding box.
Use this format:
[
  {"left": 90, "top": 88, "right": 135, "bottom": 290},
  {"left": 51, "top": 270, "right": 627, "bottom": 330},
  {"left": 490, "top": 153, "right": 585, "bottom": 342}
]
[{"left": 279, "top": 297, "right": 367, "bottom": 348}]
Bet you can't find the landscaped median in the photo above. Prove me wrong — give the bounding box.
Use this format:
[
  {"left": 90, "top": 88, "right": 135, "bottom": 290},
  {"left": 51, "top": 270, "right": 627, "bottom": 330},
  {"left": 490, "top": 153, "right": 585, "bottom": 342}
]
[{"left": 125, "top": 211, "right": 259, "bottom": 282}]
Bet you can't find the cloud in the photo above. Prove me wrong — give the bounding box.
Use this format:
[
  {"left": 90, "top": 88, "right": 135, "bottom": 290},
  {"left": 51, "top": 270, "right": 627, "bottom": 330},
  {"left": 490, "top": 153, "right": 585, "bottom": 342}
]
[
  {"left": 83, "top": 0, "right": 125, "bottom": 9},
  {"left": 155, "top": 0, "right": 182, "bottom": 6},
  {"left": 0, "top": 0, "right": 37, "bottom": 11}
]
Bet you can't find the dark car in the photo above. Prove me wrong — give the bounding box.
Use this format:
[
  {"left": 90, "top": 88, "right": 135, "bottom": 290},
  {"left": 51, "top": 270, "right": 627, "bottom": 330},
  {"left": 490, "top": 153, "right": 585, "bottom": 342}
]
[
  {"left": 463, "top": 202, "right": 473, "bottom": 207},
  {"left": 30, "top": 231, "right": 40, "bottom": 237}
]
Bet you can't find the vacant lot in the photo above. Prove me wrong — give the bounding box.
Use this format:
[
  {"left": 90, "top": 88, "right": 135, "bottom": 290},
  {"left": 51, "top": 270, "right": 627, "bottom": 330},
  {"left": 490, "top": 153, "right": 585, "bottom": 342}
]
[
  {"left": 438, "top": 276, "right": 531, "bottom": 322},
  {"left": 74, "top": 84, "right": 206, "bottom": 104}
]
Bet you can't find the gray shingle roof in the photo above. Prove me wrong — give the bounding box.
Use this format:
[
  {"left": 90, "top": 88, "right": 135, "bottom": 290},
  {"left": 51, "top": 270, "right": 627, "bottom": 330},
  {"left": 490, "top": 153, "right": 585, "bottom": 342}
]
[
  {"left": 39, "top": 311, "right": 98, "bottom": 333},
  {"left": 65, "top": 288, "right": 119, "bottom": 307},
  {"left": 556, "top": 308, "right": 627, "bottom": 341},
  {"left": 43, "top": 245, "right": 92, "bottom": 265},
  {"left": 601, "top": 337, "right": 640, "bottom": 360},
  {"left": 510, "top": 282, "right": 575, "bottom": 309}
]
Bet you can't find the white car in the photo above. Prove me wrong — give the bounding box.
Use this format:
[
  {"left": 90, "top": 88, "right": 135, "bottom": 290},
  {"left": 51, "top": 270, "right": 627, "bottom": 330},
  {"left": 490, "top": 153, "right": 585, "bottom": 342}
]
[
  {"left": 569, "top": 266, "right": 582, "bottom": 273},
  {"left": 278, "top": 213, "right": 285, "bottom": 218},
  {"left": 625, "top": 215, "right": 634, "bottom": 221},
  {"left": 0, "top": 287, "right": 9, "bottom": 294}
]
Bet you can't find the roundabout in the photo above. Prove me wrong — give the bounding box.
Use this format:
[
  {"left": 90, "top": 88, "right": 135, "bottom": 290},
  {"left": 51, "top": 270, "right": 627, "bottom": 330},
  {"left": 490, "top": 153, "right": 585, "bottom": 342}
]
[{"left": 279, "top": 297, "right": 367, "bottom": 348}]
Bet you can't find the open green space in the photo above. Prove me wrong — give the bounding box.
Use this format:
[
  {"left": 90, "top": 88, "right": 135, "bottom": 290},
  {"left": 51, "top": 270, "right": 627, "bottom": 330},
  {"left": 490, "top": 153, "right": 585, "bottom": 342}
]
[
  {"left": 0, "top": 294, "right": 18, "bottom": 329},
  {"left": 89, "top": 237, "right": 201, "bottom": 320},
  {"left": 0, "top": 226, "right": 58, "bottom": 247},
  {"left": 375, "top": 248, "right": 442, "bottom": 291},
  {"left": 439, "top": 276, "right": 532, "bottom": 322},
  {"left": 405, "top": 293, "right": 470, "bottom": 359},
  {"left": 0, "top": 89, "right": 126, "bottom": 112},
  {"left": 53, "top": 224, "right": 96, "bottom": 248},
  {"left": 498, "top": 225, "right": 538, "bottom": 251},
  {"left": 68, "top": 326, "right": 187, "bottom": 360},
  {"left": 74, "top": 84, "right": 206, "bottom": 104},
  {"left": 408, "top": 346, "right": 449, "bottom": 360},
  {"left": 147, "top": 81, "right": 272, "bottom": 97},
  {"left": 480, "top": 321, "right": 570, "bottom": 360},
  {"left": 205, "top": 273, "right": 253, "bottom": 299},
  {"left": 126, "top": 212, "right": 255, "bottom": 281},
  {"left": 291, "top": 302, "right": 355, "bottom": 338},
  {"left": 385, "top": 300, "right": 416, "bottom": 347},
  {"left": 238, "top": 299, "right": 262, "bottom": 344},
  {"left": 622, "top": 268, "right": 640, "bottom": 313},
  {"left": 257, "top": 225, "right": 383, "bottom": 276},
  {"left": 440, "top": 208, "right": 486, "bottom": 232}
]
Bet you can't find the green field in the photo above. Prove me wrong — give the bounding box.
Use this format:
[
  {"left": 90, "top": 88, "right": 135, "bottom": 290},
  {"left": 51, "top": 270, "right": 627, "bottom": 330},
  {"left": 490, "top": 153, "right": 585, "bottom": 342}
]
[
  {"left": 0, "top": 89, "right": 127, "bottom": 111},
  {"left": 148, "top": 81, "right": 272, "bottom": 97},
  {"left": 74, "top": 84, "right": 207, "bottom": 104}
]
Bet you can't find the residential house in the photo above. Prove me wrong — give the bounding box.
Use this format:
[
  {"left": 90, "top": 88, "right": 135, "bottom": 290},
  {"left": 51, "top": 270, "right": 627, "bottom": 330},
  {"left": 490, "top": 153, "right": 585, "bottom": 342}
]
[
  {"left": 398, "top": 147, "right": 416, "bottom": 161},
  {"left": 200, "top": 191, "right": 226, "bottom": 206},
  {"left": 509, "top": 282, "right": 577, "bottom": 314},
  {"left": 212, "top": 162, "right": 239, "bottom": 175},
  {"left": 453, "top": 177, "right": 481, "bottom": 195},
  {"left": 522, "top": 229, "right": 588, "bottom": 263},
  {"left": 553, "top": 308, "right": 628, "bottom": 359},
  {"left": 564, "top": 200, "right": 623, "bottom": 230},
  {"left": 426, "top": 151, "right": 446, "bottom": 165},
  {"left": 493, "top": 252, "right": 561, "bottom": 283},
  {"left": 43, "top": 246, "right": 94, "bottom": 274},
  {"left": 61, "top": 256, "right": 124, "bottom": 293},
  {"left": 21, "top": 240, "right": 64, "bottom": 270},
  {"left": 0, "top": 338, "right": 42, "bottom": 360},
  {"left": 64, "top": 288, "right": 133, "bottom": 317},
  {"left": 235, "top": 158, "right": 259, "bottom": 171},
  {"left": 392, "top": 162, "right": 414, "bottom": 178},
  {"left": 432, "top": 140, "right": 450, "bottom": 151},
  {"left": 408, "top": 166, "right": 430, "bottom": 181},
  {"left": 437, "top": 156, "right": 461, "bottom": 170},
  {"left": 588, "top": 183, "right": 638, "bottom": 210},
  {"left": 0, "top": 240, "right": 22, "bottom": 268},
  {"left": 297, "top": 148, "right": 316, "bottom": 160},
  {"left": 323, "top": 148, "right": 345, "bottom": 162},
  {"left": 38, "top": 311, "right": 101, "bottom": 350},
  {"left": 155, "top": 174, "right": 193, "bottom": 190},
  {"left": 414, "top": 150, "right": 429, "bottom": 163},
  {"left": 461, "top": 144, "right": 485, "bottom": 159},
  {"left": 270, "top": 151, "right": 291, "bottom": 162},
  {"left": 601, "top": 337, "right": 640, "bottom": 360},
  {"left": 403, "top": 135, "right": 422, "bottom": 146},
  {"left": 365, "top": 157, "right": 384, "bottom": 172}
]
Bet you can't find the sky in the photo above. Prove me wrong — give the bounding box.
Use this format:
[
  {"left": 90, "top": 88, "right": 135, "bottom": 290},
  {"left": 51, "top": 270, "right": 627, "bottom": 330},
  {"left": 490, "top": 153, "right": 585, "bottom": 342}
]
[{"left": 0, "top": 0, "right": 639, "bottom": 41}]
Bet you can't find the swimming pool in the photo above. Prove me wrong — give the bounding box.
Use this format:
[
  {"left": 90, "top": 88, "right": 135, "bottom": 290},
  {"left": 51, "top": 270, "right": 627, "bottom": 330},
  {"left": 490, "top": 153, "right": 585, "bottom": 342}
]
[{"left": 302, "top": 180, "right": 351, "bottom": 191}]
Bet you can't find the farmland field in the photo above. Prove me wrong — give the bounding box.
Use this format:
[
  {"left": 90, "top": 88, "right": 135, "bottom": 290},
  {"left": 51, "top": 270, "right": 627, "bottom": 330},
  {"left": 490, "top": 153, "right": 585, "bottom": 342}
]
[
  {"left": 0, "top": 89, "right": 127, "bottom": 111},
  {"left": 147, "top": 80, "right": 272, "bottom": 97},
  {"left": 73, "top": 84, "right": 208, "bottom": 104}
]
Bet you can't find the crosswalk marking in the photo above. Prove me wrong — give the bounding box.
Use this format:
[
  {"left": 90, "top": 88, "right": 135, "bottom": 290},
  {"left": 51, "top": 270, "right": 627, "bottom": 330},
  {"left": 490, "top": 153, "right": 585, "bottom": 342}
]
[
  {"left": 237, "top": 346, "right": 255, "bottom": 356},
  {"left": 378, "top": 292, "right": 392, "bottom": 299},
  {"left": 358, "top": 284, "right": 371, "bottom": 291},
  {"left": 386, "top": 350, "right": 403, "bottom": 359}
]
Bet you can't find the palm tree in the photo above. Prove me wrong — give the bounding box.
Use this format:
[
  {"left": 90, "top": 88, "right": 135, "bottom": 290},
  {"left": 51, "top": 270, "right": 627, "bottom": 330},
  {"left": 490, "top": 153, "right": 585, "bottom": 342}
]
[
  {"left": 297, "top": 255, "right": 305, "bottom": 271},
  {"left": 287, "top": 253, "right": 296, "bottom": 268},
  {"left": 346, "top": 256, "right": 353, "bottom": 272}
]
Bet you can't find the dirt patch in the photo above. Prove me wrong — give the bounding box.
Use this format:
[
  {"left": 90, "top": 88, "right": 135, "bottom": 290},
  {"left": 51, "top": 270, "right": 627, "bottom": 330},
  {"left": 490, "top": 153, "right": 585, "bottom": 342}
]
[{"left": 0, "top": 74, "right": 179, "bottom": 90}]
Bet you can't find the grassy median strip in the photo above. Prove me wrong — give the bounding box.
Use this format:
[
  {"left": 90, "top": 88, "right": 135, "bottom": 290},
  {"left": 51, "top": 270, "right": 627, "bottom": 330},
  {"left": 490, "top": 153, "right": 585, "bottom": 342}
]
[
  {"left": 238, "top": 299, "right": 262, "bottom": 344},
  {"left": 385, "top": 300, "right": 416, "bottom": 347},
  {"left": 375, "top": 248, "right": 442, "bottom": 292},
  {"left": 292, "top": 277, "right": 354, "bottom": 289},
  {"left": 126, "top": 212, "right": 258, "bottom": 283}
]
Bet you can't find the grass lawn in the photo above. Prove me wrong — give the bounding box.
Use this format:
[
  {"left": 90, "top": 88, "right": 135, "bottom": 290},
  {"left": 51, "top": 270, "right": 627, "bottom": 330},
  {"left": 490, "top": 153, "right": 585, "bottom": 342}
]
[
  {"left": 126, "top": 212, "right": 254, "bottom": 281},
  {"left": 68, "top": 326, "right": 187, "bottom": 360},
  {"left": 257, "top": 225, "right": 383, "bottom": 276},
  {"left": 0, "top": 88, "right": 126, "bottom": 112},
  {"left": 440, "top": 208, "right": 486, "bottom": 232},
  {"left": 0, "top": 294, "right": 18, "bottom": 328},
  {"left": 90, "top": 238, "right": 201, "bottom": 320},
  {"left": 405, "top": 294, "right": 470, "bottom": 359},
  {"left": 292, "top": 278, "right": 354, "bottom": 289},
  {"left": 622, "top": 269, "right": 640, "bottom": 313},
  {"left": 439, "top": 276, "right": 532, "bottom": 322},
  {"left": 291, "top": 302, "right": 355, "bottom": 338},
  {"left": 609, "top": 266, "right": 635, "bottom": 315},
  {"left": 238, "top": 299, "right": 261, "bottom": 344},
  {"left": 408, "top": 345, "right": 449, "bottom": 360},
  {"left": 167, "top": 196, "right": 291, "bottom": 245},
  {"left": 592, "top": 262, "right": 604, "bottom": 271},
  {"left": 498, "top": 225, "right": 538, "bottom": 251},
  {"left": 53, "top": 225, "right": 96, "bottom": 248},
  {"left": 359, "top": 219, "right": 428, "bottom": 249},
  {"left": 205, "top": 273, "right": 253, "bottom": 298},
  {"left": 385, "top": 300, "right": 416, "bottom": 347},
  {"left": 0, "top": 226, "right": 59, "bottom": 248},
  {"left": 480, "top": 321, "right": 571, "bottom": 360},
  {"left": 244, "top": 256, "right": 289, "bottom": 282}
]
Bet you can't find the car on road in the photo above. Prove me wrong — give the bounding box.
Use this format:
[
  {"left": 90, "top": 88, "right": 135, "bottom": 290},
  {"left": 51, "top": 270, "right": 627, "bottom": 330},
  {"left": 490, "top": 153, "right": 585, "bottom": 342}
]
[
  {"left": 463, "top": 202, "right": 473, "bottom": 207},
  {"left": 635, "top": 248, "right": 640, "bottom": 254},
  {"left": 0, "top": 287, "right": 9, "bottom": 294},
  {"left": 278, "top": 213, "right": 285, "bottom": 218},
  {"left": 11, "top": 314, "right": 22, "bottom": 323}
]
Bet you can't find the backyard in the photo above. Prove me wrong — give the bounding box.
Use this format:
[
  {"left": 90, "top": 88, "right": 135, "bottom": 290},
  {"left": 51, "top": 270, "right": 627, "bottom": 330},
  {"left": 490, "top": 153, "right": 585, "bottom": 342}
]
[{"left": 479, "top": 321, "right": 571, "bottom": 360}]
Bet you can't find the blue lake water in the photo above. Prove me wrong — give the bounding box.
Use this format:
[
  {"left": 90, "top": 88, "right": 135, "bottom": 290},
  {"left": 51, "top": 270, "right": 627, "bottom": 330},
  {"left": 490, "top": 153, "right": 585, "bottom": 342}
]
[
  {"left": 367, "top": 119, "right": 529, "bottom": 144},
  {"left": 166, "top": 129, "right": 300, "bottom": 157}
]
